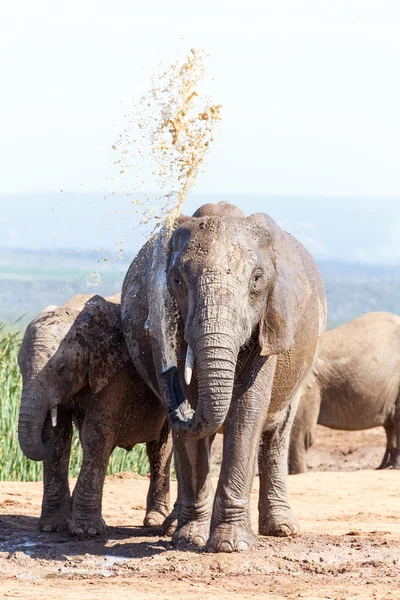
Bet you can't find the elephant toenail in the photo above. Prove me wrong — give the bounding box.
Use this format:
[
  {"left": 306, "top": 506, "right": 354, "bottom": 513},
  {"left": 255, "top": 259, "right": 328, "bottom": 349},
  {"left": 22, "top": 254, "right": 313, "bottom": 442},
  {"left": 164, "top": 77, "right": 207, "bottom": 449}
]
[
  {"left": 42, "top": 524, "right": 52, "bottom": 532},
  {"left": 145, "top": 518, "right": 156, "bottom": 527},
  {"left": 237, "top": 541, "right": 249, "bottom": 552},
  {"left": 177, "top": 538, "right": 187, "bottom": 547},
  {"left": 219, "top": 542, "right": 233, "bottom": 553},
  {"left": 192, "top": 536, "right": 205, "bottom": 547},
  {"left": 277, "top": 525, "right": 290, "bottom": 537},
  {"left": 74, "top": 527, "right": 84, "bottom": 535},
  {"left": 87, "top": 527, "right": 97, "bottom": 535}
]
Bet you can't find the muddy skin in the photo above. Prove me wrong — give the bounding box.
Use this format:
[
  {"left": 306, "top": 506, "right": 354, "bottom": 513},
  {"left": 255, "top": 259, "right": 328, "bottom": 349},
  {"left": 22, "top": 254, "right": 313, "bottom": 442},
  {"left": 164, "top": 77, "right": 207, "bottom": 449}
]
[
  {"left": 18, "top": 294, "right": 173, "bottom": 535},
  {"left": 289, "top": 311, "right": 400, "bottom": 474},
  {"left": 121, "top": 201, "right": 327, "bottom": 553}
]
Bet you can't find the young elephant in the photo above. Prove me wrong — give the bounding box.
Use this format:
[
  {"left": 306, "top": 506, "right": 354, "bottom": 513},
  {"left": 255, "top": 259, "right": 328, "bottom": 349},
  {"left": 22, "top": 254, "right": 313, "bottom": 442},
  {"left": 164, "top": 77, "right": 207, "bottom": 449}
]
[
  {"left": 18, "top": 294, "right": 172, "bottom": 535},
  {"left": 122, "top": 202, "right": 326, "bottom": 553},
  {"left": 289, "top": 311, "right": 400, "bottom": 474}
]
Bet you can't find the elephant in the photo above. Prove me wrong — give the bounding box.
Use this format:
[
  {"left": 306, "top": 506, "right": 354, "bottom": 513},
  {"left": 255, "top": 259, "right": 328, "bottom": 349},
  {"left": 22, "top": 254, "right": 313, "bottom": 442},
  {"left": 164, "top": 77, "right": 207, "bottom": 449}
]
[
  {"left": 289, "top": 311, "right": 400, "bottom": 474},
  {"left": 121, "top": 201, "right": 326, "bottom": 553},
  {"left": 18, "top": 293, "right": 173, "bottom": 535}
]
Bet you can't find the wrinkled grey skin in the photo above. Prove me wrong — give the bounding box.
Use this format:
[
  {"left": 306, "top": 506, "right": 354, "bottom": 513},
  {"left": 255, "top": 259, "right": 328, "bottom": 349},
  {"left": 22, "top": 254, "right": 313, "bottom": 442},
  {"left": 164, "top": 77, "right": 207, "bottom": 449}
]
[
  {"left": 289, "top": 311, "right": 400, "bottom": 474},
  {"left": 18, "top": 294, "right": 172, "bottom": 535},
  {"left": 121, "top": 202, "right": 326, "bottom": 553}
]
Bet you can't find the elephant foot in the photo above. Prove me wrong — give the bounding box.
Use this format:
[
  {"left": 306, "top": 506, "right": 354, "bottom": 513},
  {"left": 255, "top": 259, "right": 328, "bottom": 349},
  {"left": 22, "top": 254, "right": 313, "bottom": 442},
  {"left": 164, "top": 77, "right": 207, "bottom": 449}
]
[
  {"left": 172, "top": 519, "right": 211, "bottom": 547},
  {"left": 162, "top": 506, "right": 179, "bottom": 537},
  {"left": 388, "top": 448, "right": 400, "bottom": 469},
  {"left": 207, "top": 523, "right": 258, "bottom": 553},
  {"left": 69, "top": 515, "right": 107, "bottom": 536},
  {"left": 259, "top": 509, "right": 299, "bottom": 537},
  {"left": 377, "top": 448, "right": 391, "bottom": 470},
  {"left": 143, "top": 505, "right": 169, "bottom": 527},
  {"left": 378, "top": 448, "right": 400, "bottom": 470},
  {"left": 39, "top": 510, "right": 70, "bottom": 533}
]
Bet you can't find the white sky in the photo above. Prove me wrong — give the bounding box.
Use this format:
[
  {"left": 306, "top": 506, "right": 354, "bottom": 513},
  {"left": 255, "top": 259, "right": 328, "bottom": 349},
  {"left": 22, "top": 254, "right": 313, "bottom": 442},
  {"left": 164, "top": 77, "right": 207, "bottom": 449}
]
[{"left": 1, "top": 0, "right": 400, "bottom": 197}]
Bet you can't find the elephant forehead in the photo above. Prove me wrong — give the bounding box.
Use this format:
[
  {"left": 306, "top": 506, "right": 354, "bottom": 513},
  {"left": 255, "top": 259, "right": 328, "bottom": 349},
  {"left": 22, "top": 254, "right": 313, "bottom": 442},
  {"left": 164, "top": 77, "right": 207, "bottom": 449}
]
[
  {"left": 181, "top": 218, "right": 259, "bottom": 266},
  {"left": 25, "top": 314, "right": 76, "bottom": 356}
]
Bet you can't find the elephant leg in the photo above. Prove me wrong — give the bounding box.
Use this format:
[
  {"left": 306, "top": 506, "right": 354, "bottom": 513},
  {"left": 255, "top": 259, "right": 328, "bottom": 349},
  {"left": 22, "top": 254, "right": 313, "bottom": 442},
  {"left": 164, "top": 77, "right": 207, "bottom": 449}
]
[
  {"left": 206, "top": 359, "right": 275, "bottom": 553},
  {"left": 69, "top": 418, "right": 114, "bottom": 536},
  {"left": 377, "top": 420, "right": 396, "bottom": 469},
  {"left": 171, "top": 432, "right": 214, "bottom": 547},
  {"left": 206, "top": 399, "right": 268, "bottom": 552},
  {"left": 388, "top": 397, "right": 400, "bottom": 469},
  {"left": 39, "top": 407, "right": 72, "bottom": 532},
  {"left": 144, "top": 420, "right": 173, "bottom": 527},
  {"left": 258, "top": 394, "right": 300, "bottom": 537},
  {"left": 166, "top": 431, "right": 218, "bottom": 537}
]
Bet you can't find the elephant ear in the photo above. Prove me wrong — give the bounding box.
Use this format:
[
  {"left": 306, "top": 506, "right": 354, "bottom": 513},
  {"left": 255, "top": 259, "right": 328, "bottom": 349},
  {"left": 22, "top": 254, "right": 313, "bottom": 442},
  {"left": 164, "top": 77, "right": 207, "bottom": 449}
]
[
  {"left": 147, "top": 221, "right": 186, "bottom": 373},
  {"left": 81, "top": 295, "right": 130, "bottom": 394},
  {"left": 250, "top": 213, "right": 312, "bottom": 356}
]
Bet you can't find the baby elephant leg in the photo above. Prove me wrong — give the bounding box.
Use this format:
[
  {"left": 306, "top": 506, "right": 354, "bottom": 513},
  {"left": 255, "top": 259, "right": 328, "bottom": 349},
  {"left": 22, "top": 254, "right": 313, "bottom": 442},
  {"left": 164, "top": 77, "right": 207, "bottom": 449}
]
[
  {"left": 39, "top": 408, "right": 72, "bottom": 532},
  {"left": 69, "top": 419, "right": 114, "bottom": 536},
  {"left": 144, "top": 420, "right": 173, "bottom": 527}
]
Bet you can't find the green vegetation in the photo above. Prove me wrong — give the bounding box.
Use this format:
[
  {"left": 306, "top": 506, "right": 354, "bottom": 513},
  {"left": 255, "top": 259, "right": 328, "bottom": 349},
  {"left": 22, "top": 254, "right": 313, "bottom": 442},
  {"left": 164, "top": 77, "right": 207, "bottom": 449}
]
[{"left": 0, "top": 323, "right": 149, "bottom": 482}]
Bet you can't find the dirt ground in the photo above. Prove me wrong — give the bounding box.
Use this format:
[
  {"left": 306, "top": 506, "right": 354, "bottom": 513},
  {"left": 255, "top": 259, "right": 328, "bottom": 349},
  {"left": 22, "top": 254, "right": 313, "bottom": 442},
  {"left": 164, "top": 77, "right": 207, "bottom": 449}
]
[{"left": 1, "top": 426, "right": 399, "bottom": 600}]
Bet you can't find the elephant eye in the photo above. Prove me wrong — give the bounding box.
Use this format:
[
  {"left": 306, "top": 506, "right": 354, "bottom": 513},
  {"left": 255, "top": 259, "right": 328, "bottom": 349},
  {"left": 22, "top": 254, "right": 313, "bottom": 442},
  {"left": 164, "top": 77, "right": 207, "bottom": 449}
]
[
  {"left": 171, "top": 268, "right": 184, "bottom": 288},
  {"left": 251, "top": 269, "right": 263, "bottom": 292},
  {"left": 56, "top": 363, "right": 66, "bottom": 374}
]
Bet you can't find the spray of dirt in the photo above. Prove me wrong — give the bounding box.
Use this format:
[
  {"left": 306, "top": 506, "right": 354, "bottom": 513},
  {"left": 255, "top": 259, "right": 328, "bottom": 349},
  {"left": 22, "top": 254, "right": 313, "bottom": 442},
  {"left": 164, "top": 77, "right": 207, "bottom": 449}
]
[
  {"left": 112, "top": 47, "right": 222, "bottom": 237},
  {"left": 86, "top": 49, "right": 220, "bottom": 294}
]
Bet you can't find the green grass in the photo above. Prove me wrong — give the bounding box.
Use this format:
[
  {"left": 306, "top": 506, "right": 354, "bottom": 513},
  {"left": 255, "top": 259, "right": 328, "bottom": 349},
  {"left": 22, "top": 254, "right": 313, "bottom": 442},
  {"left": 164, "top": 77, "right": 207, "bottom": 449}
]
[{"left": 0, "top": 323, "right": 149, "bottom": 481}]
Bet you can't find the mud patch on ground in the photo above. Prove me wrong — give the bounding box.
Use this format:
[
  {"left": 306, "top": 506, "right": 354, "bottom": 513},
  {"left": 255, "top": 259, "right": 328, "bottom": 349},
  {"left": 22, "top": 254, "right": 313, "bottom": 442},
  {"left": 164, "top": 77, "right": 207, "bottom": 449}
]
[{"left": 0, "top": 443, "right": 399, "bottom": 600}]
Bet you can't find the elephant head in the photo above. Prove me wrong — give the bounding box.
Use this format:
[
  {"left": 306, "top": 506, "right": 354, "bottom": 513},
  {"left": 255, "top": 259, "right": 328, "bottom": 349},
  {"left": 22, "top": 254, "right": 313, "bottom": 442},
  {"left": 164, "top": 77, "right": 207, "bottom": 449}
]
[
  {"left": 18, "top": 294, "right": 129, "bottom": 461},
  {"left": 146, "top": 203, "right": 312, "bottom": 439}
]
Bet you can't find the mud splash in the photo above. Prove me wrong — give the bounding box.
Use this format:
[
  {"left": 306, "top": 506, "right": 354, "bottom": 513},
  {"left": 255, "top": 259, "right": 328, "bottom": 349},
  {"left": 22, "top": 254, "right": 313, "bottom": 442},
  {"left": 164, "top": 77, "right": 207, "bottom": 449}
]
[{"left": 113, "top": 48, "right": 221, "bottom": 236}]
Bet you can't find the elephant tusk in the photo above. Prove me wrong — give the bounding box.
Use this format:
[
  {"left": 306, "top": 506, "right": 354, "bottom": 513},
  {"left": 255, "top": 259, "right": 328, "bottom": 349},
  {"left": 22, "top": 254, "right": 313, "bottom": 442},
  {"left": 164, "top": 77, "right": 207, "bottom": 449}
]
[
  {"left": 184, "top": 345, "right": 195, "bottom": 386},
  {"left": 51, "top": 407, "right": 57, "bottom": 427}
]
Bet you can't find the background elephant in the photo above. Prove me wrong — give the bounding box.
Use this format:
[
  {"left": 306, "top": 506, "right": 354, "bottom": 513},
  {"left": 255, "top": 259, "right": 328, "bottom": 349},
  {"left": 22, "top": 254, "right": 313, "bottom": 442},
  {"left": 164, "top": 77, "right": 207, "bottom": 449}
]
[
  {"left": 18, "top": 293, "right": 172, "bottom": 535},
  {"left": 289, "top": 311, "right": 400, "bottom": 474},
  {"left": 121, "top": 201, "right": 326, "bottom": 553}
]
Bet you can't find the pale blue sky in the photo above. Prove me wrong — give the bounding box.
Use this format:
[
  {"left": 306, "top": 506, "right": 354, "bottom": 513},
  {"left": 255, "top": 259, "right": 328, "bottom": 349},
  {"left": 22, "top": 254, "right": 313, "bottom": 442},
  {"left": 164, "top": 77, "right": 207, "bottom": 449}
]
[{"left": 1, "top": 0, "right": 400, "bottom": 197}]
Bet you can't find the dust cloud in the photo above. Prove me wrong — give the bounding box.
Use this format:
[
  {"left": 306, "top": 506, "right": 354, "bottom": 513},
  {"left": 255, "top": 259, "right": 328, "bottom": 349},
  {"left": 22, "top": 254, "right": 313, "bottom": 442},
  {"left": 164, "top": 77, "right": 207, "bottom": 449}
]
[{"left": 112, "top": 47, "right": 221, "bottom": 236}]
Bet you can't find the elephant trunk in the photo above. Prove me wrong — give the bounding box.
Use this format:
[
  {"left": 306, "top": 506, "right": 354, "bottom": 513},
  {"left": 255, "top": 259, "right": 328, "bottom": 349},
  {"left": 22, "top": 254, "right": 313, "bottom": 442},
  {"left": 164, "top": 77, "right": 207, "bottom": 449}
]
[
  {"left": 161, "top": 311, "right": 240, "bottom": 439},
  {"left": 18, "top": 390, "right": 53, "bottom": 461}
]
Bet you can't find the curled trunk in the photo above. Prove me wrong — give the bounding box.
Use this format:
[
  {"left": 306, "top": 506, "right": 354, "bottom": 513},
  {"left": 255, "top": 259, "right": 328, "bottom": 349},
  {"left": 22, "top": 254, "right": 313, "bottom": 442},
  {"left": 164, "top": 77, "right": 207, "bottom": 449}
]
[
  {"left": 18, "top": 391, "right": 52, "bottom": 461},
  {"left": 161, "top": 327, "right": 238, "bottom": 440}
]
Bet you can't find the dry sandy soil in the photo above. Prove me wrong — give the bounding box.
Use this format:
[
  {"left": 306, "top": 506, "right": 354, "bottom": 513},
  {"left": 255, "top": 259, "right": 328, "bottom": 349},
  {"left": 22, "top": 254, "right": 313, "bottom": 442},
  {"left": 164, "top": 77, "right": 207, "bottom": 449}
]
[{"left": 0, "top": 426, "right": 399, "bottom": 600}]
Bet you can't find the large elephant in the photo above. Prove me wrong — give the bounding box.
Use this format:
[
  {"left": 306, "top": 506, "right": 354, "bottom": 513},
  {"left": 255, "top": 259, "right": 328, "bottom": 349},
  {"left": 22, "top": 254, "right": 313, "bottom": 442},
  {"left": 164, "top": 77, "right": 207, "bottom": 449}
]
[
  {"left": 289, "top": 311, "right": 400, "bottom": 474},
  {"left": 121, "top": 201, "right": 326, "bottom": 553},
  {"left": 18, "top": 293, "right": 172, "bottom": 534}
]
